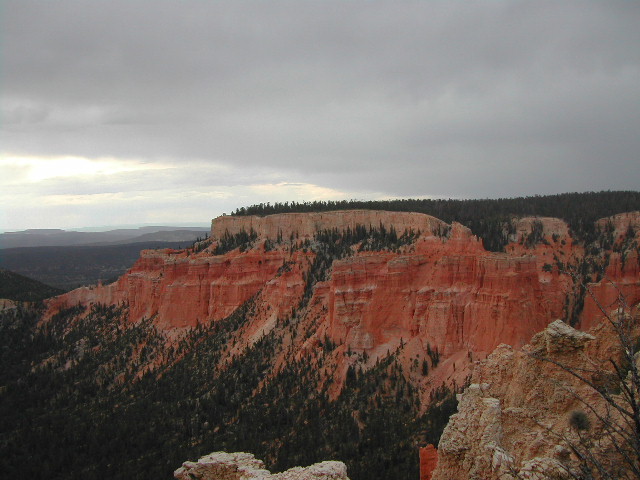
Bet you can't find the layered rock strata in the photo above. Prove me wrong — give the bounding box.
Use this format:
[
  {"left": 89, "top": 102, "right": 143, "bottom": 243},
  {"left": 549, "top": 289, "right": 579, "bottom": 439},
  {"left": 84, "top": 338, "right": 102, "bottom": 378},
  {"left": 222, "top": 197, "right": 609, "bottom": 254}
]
[
  {"left": 419, "top": 445, "right": 438, "bottom": 480},
  {"left": 174, "top": 451, "right": 349, "bottom": 480},
  {"left": 45, "top": 210, "right": 640, "bottom": 398},
  {"left": 211, "top": 210, "right": 446, "bottom": 243},
  {"left": 582, "top": 212, "right": 640, "bottom": 331},
  {"left": 432, "top": 319, "right": 636, "bottom": 479}
]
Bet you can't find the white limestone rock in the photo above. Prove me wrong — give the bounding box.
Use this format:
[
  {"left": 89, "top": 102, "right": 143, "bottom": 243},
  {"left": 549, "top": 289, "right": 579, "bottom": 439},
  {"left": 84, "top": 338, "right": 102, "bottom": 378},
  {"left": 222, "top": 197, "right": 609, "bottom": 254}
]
[{"left": 174, "top": 452, "right": 350, "bottom": 480}]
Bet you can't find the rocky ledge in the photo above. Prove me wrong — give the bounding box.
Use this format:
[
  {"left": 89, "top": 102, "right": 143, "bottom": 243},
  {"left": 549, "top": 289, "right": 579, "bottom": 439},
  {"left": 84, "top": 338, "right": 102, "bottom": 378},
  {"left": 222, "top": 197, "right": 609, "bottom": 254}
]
[
  {"left": 174, "top": 452, "right": 350, "bottom": 480},
  {"left": 210, "top": 210, "right": 447, "bottom": 241},
  {"left": 431, "top": 318, "right": 636, "bottom": 479}
]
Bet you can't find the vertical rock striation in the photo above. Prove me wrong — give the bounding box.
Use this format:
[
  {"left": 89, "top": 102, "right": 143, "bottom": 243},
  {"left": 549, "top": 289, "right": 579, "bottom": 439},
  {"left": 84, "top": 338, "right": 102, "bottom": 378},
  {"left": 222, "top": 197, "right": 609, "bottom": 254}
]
[
  {"left": 419, "top": 445, "right": 438, "bottom": 480},
  {"left": 44, "top": 210, "right": 640, "bottom": 398}
]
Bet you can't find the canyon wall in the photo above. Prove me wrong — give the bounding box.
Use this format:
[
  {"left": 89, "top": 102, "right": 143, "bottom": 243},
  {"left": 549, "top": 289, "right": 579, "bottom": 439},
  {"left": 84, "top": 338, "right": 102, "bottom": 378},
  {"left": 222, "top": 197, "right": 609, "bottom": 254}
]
[
  {"left": 41, "top": 209, "right": 640, "bottom": 478},
  {"left": 419, "top": 445, "right": 438, "bottom": 480},
  {"left": 46, "top": 210, "right": 640, "bottom": 397},
  {"left": 320, "top": 225, "right": 561, "bottom": 357},
  {"left": 46, "top": 247, "right": 312, "bottom": 330},
  {"left": 432, "top": 316, "right": 638, "bottom": 480},
  {"left": 582, "top": 212, "right": 640, "bottom": 330}
]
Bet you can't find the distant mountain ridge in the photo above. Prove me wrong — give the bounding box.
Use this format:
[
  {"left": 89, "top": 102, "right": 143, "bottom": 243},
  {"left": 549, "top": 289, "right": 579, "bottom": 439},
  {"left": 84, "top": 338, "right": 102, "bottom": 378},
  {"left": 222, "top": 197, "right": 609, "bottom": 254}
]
[
  {"left": 0, "top": 241, "right": 193, "bottom": 290},
  {"left": 0, "top": 226, "right": 209, "bottom": 249}
]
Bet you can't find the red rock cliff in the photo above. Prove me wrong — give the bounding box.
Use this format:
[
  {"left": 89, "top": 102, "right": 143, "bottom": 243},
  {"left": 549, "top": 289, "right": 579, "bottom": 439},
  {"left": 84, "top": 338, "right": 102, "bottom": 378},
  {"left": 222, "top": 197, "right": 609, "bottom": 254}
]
[
  {"left": 321, "top": 223, "right": 562, "bottom": 357},
  {"left": 582, "top": 212, "right": 640, "bottom": 330},
  {"left": 211, "top": 210, "right": 447, "bottom": 242},
  {"left": 419, "top": 445, "right": 438, "bottom": 480},
  {"left": 47, "top": 247, "right": 312, "bottom": 331},
  {"left": 46, "top": 210, "right": 640, "bottom": 400}
]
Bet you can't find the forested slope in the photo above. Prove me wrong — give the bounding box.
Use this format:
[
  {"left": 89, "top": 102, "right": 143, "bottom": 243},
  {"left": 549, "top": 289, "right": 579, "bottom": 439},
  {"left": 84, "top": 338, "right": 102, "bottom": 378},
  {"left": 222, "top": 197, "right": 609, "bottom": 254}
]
[{"left": 231, "top": 191, "right": 640, "bottom": 251}]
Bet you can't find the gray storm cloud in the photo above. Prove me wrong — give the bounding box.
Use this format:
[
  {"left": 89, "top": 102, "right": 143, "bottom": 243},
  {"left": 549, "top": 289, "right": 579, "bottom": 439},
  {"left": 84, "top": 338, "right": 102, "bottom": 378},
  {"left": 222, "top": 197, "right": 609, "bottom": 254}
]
[{"left": 1, "top": 0, "right": 639, "bottom": 228}]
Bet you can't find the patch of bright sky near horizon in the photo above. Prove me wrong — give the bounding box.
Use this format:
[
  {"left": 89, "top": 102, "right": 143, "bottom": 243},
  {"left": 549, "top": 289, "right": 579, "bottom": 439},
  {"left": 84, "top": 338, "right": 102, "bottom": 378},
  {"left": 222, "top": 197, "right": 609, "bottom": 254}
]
[
  {"left": 1, "top": 1, "right": 639, "bottom": 231},
  {"left": 0, "top": 154, "right": 358, "bottom": 231}
]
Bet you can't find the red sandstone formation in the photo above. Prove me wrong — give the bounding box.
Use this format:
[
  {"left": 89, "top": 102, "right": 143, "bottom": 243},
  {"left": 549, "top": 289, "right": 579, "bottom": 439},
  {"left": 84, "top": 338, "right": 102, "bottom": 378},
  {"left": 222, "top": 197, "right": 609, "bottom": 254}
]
[
  {"left": 47, "top": 247, "right": 313, "bottom": 330},
  {"left": 40, "top": 209, "right": 640, "bottom": 480},
  {"left": 46, "top": 210, "right": 640, "bottom": 399},
  {"left": 419, "top": 445, "right": 438, "bottom": 480},
  {"left": 321, "top": 225, "right": 563, "bottom": 358},
  {"left": 582, "top": 212, "right": 640, "bottom": 331}
]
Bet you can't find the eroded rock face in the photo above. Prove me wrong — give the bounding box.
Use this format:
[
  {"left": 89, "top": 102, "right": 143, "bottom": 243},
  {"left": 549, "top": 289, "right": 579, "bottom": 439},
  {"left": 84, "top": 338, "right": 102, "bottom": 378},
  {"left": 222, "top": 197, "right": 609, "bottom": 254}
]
[
  {"left": 174, "top": 451, "right": 350, "bottom": 480},
  {"left": 46, "top": 248, "right": 312, "bottom": 330},
  {"left": 317, "top": 240, "right": 560, "bottom": 368},
  {"left": 211, "top": 210, "right": 447, "bottom": 243},
  {"left": 510, "top": 216, "right": 572, "bottom": 244},
  {"left": 419, "top": 445, "right": 438, "bottom": 480},
  {"left": 44, "top": 210, "right": 640, "bottom": 399},
  {"left": 595, "top": 210, "right": 640, "bottom": 235},
  {"left": 582, "top": 214, "right": 640, "bottom": 330},
  {"left": 432, "top": 319, "right": 635, "bottom": 480},
  {"left": 537, "top": 319, "right": 595, "bottom": 353}
]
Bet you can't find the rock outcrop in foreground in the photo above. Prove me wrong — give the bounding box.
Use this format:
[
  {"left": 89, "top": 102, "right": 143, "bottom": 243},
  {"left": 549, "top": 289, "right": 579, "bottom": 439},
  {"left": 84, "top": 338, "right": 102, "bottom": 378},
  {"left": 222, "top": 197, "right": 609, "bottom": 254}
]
[
  {"left": 174, "top": 452, "right": 349, "bottom": 480},
  {"left": 432, "top": 317, "right": 638, "bottom": 479}
]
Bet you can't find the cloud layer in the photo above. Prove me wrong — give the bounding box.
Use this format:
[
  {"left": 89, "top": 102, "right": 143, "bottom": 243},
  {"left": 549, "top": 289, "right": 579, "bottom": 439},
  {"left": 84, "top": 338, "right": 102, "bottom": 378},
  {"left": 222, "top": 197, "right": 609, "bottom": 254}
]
[{"left": 2, "top": 1, "right": 639, "bottom": 229}]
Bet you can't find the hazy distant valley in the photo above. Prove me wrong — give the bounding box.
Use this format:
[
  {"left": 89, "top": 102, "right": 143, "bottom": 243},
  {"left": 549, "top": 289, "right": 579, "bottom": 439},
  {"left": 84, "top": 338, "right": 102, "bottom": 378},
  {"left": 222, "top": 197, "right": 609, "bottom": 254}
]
[{"left": 0, "top": 226, "right": 209, "bottom": 290}]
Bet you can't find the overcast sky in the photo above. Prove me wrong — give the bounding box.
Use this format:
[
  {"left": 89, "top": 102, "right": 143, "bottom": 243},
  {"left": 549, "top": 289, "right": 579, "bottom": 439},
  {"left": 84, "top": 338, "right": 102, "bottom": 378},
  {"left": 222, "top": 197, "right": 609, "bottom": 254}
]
[{"left": 2, "top": 1, "right": 639, "bottom": 231}]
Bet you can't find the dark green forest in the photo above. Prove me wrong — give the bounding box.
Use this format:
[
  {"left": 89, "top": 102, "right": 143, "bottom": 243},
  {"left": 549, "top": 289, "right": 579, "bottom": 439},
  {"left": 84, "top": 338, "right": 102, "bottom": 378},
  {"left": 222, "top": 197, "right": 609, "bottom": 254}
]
[
  {"left": 0, "top": 241, "right": 189, "bottom": 290},
  {"left": 0, "top": 269, "right": 63, "bottom": 301},
  {"left": 0, "top": 300, "right": 455, "bottom": 480},
  {"left": 231, "top": 190, "right": 640, "bottom": 251}
]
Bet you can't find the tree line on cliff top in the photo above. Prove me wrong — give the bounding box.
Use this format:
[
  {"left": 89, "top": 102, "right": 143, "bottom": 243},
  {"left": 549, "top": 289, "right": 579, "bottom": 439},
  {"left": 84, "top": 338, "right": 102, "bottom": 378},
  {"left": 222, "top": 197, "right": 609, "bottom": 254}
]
[{"left": 231, "top": 190, "right": 640, "bottom": 251}]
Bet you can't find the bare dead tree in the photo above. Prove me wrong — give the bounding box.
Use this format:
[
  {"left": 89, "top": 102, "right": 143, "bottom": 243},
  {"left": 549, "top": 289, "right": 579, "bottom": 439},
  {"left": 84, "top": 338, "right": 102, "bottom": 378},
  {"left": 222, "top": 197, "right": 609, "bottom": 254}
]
[{"left": 525, "top": 275, "right": 640, "bottom": 479}]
